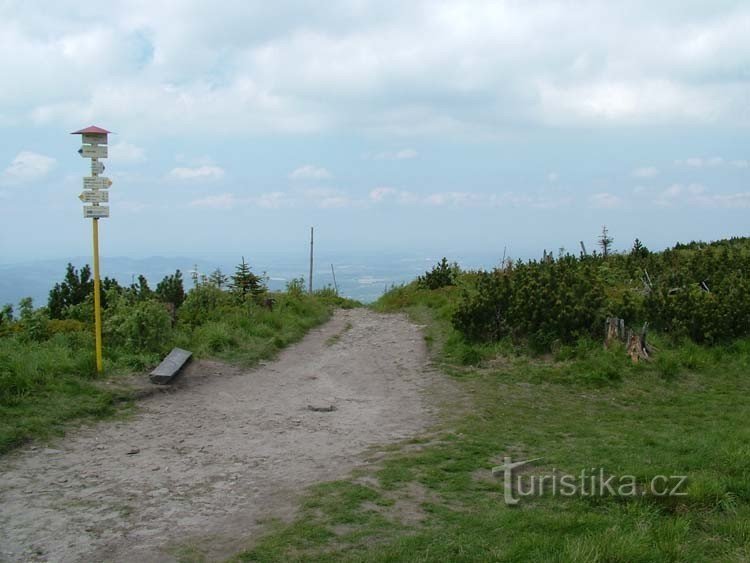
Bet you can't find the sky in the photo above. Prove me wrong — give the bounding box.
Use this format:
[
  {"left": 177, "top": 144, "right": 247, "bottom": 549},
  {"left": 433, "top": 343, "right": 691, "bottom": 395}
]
[{"left": 0, "top": 0, "right": 748, "bottom": 264}]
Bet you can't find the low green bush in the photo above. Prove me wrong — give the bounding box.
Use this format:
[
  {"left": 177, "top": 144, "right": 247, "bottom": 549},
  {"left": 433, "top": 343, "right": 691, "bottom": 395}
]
[
  {"left": 453, "top": 256, "right": 606, "bottom": 349},
  {"left": 178, "top": 284, "right": 235, "bottom": 326},
  {"left": 417, "top": 257, "right": 459, "bottom": 290},
  {"left": 445, "top": 237, "right": 750, "bottom": 349},
  {"left": 105, "top": 293, "right": 172, "bottom": 354}
]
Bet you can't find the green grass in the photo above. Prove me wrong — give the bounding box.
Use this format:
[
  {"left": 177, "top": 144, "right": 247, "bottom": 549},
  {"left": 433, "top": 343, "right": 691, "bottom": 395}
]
[
  {"left": 236, "top": 284, "right": 750, "bottom": 562},
  {"left": 0, "top": 292, "right": 349, "bottom": 454},
  {"left": 177, "top": 293, "right": 335, "bottom": 367}
]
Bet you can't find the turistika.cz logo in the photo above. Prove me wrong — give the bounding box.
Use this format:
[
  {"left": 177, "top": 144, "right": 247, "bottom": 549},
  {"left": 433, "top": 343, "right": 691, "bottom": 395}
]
[{"left": 492, "top": 457, "right": 688, "bottom": 506}]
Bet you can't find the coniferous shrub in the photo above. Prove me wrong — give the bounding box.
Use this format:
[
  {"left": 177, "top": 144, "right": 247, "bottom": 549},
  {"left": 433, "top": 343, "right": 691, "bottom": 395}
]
[
  {"left": 48, "top": 264, "right": 93, "bottom": 319},
  {"left": 156, "top": 270, "right": 186, "bottom": 310},
  {"left": 453, "top": 270, "right": 511, "bottom": 341},
  {"left": 451, "top": 238, "right": 750, "bottom": 348},
  {"left": 418, "top": 258, "right": 459, "bottom": 290},
  {"left": 453, "top": 256, "right": 607, "bottom": 348},
  {"left": 47, "top": 264, "right": 123, "bottom": 319},
  {"left": 231, "top": 257, "right": 266, "bottom": 299}
]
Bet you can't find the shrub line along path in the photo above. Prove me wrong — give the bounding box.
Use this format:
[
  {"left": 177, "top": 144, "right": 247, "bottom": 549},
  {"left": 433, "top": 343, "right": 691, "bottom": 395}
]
[{"left": 0, "top": 308, "right": 445, "bottom": 562}]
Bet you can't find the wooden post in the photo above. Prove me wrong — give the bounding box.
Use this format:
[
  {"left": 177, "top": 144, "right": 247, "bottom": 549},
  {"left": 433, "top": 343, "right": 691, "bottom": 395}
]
[
  {"left": 309, "top": 226, "right": 314, "bottom": 295},
  {"left": 604, "top": 317, "right": 626, "bottom": 347},
  {"left": 330, "top": 263, "right": 338, "bottom": 294}
]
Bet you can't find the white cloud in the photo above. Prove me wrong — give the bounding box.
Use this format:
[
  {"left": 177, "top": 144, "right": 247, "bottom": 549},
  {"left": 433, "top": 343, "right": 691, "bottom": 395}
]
[
  {"left": 109, "top": 142, "right": 146, "bottom": 163},
  {"left": 395, "top": 148, "right": 418, "bottom": 159},
  {"left": 189, "top": 193, "right": 237, "bottom": 208},
  {"left": 675, "top": 157, "right": 749, "bottom": 169},
  {"left": 253, "top": 192, "right": 295, "bottom": 209},
  {"left": 694, "top": 192, "right": 750, "bottom": 207},
  {"left": 369, "top": 187, "right": 397, "bottom": 201},
  {"left": 536, "top": 79, "right": 726, "bottom": 126},
  {"left": 651, "top": 183, "right": 750, "bottom": 208},
  {"left": 119, "top": 200, "right": 150, "bottom": 213},
  {"left": 589, "top": 192, "right": 624, "bottom": 208},
  {"left": 299, "top": 187, "right": 352, "bottom": 208},
  {"left": 369, "top": 148, "right": 419, "bottom": 160},
  {"left": 189, "top": 188, "right": 351, "bottom": 210},
  {"left": 169, "top": 165, "right": 225, "bottom": 180},
  {"left": 317, "top": 196, "right": 351, "bottom": 208},
  {"left": 289, "top": 165, "right": 331, "bottom": 180},
  {"left": 2, "top": 2, "right": 747, "bottom": 135},
  {"left": 424, "top": 191, "right": 485, "bottom": 206},
  {"left": 547, "top": 172, "right": 559, "bottom": 183},
  {"left": 675, "top": 157, "right": 724, "bottom": 168},
  {"left": 632, "top": 166, "right": 658, "bottom": 178},
  {"left": 369, "top": 187, "right": 571, "bottom": 209},
  {"left": 1, "top": 151, "right": 56, "bottom": 184},
  {"left": 369, "top": 187, "right": 421, "bottom": 204},
  {"left": 188, "top": 185, "right": 575, "bottom": 211},
  {"left": 654, "top": 183, "right": 706, "bottom": 206}
]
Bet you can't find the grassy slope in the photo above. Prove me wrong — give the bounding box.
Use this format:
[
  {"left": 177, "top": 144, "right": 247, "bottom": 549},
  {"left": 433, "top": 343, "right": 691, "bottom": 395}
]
[
  {"left": 237, "top": 285, "right": 750, "bottom": 562},
  {"left": 0, "top": 293, "right": 340, "bottom": 454}
]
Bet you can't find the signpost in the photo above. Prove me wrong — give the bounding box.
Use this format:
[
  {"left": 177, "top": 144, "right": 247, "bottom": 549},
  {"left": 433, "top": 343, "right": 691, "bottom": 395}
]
[
  {"left": 82, "top": 133, "right": 107, "bottom": 146},
  {"left": 71, "top": 125, "right": 112, "bottom": 374},
  {"left": 79, "top": 190, "right": 109, "bottom": 204},
  {"left": 83, "top": 176, "right": 112, "bottom": 190},
  {"left": 83, "top": 205, "right": 111, "bottom": 218},
  {"left": 78, "top": 145, "right": 108, "bottom": 159}
]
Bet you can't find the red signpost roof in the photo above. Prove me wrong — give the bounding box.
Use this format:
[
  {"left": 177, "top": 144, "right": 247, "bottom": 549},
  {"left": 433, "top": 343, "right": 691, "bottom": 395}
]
[{"left": 70, "top": 125, "right": 112, "bottom": 135}]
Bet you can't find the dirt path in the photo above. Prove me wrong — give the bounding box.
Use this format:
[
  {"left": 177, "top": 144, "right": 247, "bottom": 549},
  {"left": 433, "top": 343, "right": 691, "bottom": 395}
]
[{"left": 0, "top": 309, "right": 445, "bottom": 562}]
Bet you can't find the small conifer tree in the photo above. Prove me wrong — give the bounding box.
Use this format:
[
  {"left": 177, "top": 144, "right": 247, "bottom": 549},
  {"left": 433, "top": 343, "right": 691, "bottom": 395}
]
[
  {"left": 231, "top": 257, "right": 266, "bottom": 298},
  {"left": 209, "top": 268, "right": 229, "bottom": 289},
  {"left": 156, "top": 270, "right": 186, "bottom": 309},
  {"left": 598, "top": 226, "right": 614, "bottom": 258}
]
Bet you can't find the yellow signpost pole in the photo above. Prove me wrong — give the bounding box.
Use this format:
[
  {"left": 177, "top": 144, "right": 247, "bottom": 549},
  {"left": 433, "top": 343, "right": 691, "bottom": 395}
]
[
  {"left": 72, "top": 125, "right": 112, "bottom": 375},
  {"left": 92, "top": 218, "right": 103, "bottom": 373}
]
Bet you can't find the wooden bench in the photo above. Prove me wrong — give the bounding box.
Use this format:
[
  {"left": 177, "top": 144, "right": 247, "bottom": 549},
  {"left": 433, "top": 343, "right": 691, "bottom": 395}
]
[{"left": 150, "top": 348, "right": 192, "bottom": 384}]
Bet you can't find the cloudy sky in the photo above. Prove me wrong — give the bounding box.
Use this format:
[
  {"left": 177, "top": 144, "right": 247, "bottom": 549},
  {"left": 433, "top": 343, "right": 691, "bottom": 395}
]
[{"left": 0, "top": 0, "right": 748, "bottom": 262}]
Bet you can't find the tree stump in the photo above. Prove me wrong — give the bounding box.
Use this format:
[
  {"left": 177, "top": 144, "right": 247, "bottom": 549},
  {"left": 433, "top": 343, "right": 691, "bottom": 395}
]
[
  {"left": 626, "top": 322, "right": 650, "bottom": 363},
  {"left": 604, "top": 317, "right": 625, "bottom": 347}
]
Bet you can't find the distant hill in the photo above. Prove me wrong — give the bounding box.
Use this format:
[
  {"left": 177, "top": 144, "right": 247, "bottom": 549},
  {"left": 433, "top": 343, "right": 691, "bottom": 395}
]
[{"left": 0, "top": 252, "right": 461, "bottom": 307}]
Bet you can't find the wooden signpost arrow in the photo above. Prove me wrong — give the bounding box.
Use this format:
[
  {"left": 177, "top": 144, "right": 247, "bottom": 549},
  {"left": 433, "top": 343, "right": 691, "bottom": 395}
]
[
  {"left": 83, "top": 176, "right": 113, "bottom": 190},
  {"left": 79, "top": 190, "right": 109, "bottom": 203}
]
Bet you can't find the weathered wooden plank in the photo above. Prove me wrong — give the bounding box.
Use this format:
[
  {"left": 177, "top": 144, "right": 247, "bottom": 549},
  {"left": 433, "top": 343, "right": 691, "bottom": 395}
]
[{"left": 150, "top": 348, "right": 192, "bottom": 384}]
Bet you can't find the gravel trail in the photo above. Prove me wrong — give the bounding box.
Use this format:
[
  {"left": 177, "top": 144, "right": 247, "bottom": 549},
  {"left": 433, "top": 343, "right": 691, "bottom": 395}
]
[{"left": 0, "top": 308, "right": 443, "bottom": 562}]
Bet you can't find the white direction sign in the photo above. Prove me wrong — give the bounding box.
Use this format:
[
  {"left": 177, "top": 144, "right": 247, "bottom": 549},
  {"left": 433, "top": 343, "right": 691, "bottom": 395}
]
[
  {"left": 91, "top": 161, "right": 105, "bottom": 174},
  {"left": 79, "top": 145, "right": 108, "bottom": 159},
  {"left": 83, "top": 205, "right": 110, "bottom": 219},
  {"left": 82, "top": 133, "right": 108, "bottom": 145},
  {"left": 83, "top": 176, "right": 112, "bottom": 190},
  {"left": 79, "top": 190, "right": 109, "bottom": 203}
]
